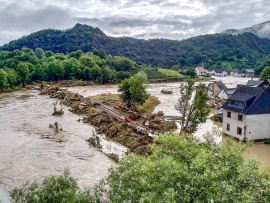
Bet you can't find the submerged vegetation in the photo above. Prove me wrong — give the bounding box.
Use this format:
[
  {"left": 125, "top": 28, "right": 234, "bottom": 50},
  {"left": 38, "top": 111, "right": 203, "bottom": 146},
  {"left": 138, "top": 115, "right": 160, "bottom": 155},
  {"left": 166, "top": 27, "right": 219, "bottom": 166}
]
[{"left": 10, "top": 131, "right": 270, "bottom": 202}]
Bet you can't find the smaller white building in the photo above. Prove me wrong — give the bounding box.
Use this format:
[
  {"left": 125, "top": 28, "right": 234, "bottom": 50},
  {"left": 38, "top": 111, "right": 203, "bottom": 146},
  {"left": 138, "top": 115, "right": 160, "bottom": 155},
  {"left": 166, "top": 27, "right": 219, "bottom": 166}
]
[
  {"left": 222, "top": 86, "right": 270, "bottom": 141},
  {"left": 215, "top": 69, "right": 228, "bottom": 77},
  {"left": 218, "top": 88, "right": 236, "bottom": 100},
  {"left": 195, "top": 67, "right": 207, "bottom": 76}
]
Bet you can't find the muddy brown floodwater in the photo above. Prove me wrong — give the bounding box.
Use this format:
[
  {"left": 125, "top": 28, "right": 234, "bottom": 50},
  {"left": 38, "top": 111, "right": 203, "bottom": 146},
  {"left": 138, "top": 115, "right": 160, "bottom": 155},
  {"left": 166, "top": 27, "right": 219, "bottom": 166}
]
[
  {"left": 68, "top": 76, "right": 270, "bottom": 169},
  {"left": 0, "top": 90, "right": 126, "bottom": 194}
]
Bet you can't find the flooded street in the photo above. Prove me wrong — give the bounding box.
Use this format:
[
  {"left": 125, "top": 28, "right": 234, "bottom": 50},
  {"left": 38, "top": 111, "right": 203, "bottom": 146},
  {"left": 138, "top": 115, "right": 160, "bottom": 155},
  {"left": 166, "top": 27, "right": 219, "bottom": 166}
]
[{"left": 0, "top": 90, "right": 126, "bottom": 193}]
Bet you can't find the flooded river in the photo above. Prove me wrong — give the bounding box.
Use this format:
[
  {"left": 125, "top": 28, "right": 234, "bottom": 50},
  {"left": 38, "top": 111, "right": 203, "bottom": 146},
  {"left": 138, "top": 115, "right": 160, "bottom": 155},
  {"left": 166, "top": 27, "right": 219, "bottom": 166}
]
[
  {"left": 1, "top": 76, "right": 268, "bottom": 194},
  {"left": 68, "top": 76, "right": 270, "bottom": 169},
  {"left": 0, "top": 90, "right": 126, "bottom": 193}
]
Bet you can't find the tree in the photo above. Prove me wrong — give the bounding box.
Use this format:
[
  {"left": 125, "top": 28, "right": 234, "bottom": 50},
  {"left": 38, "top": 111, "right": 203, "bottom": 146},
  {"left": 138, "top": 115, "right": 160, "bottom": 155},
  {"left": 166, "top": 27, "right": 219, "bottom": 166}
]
[
  {"left": 46, "top": 62, "right": 64, "bottom": 81},
  {"left": 17, "top": 62, "right": 29, "bottom": 86},
  {"left": 10, "top": 169, "right": 81, "bottom": 203},
  {"left": 186, "top": 67, "right": 196, "bottom": 78},
  {"left": 100, "top": 132, "right": 270, "bottom": 202},
  {"left": 134, "top": 71, "right": 147, "bottom": 83},
  {"left": 175, "top": 77, "right": 210, "bottom": 133},
  {"left": 118, "top": 77, "right": 148, "bottom": 108},
  {"left": 171, "top": 65, "right": 179, "bottom": 71},
  {"left": 4, "top": 67, "right": 17, "bottom": 88},
  {"left": 0, "top": 69, "right": 7, "bottom": 91},
  {"left": 35, "top": 48, "right": 44, "bottom": 59},
  {"left": 260, "top": 66, "right": 270, "bottom": 80}
]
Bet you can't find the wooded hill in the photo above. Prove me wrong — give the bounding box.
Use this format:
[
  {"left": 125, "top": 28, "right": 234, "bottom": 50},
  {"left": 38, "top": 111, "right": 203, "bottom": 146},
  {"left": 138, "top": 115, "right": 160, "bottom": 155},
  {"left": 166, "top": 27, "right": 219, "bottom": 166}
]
[{"left": 1, "top": 23, "right": 270, "bottom": 69}]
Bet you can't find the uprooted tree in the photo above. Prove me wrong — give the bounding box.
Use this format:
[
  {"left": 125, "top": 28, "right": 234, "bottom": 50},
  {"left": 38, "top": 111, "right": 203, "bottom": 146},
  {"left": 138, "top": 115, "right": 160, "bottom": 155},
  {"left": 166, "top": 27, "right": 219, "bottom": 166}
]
[
  {"left": 175, "top": 77, "right": 210, "bottom": 133},
  {"left": 118, "top": 76, "right": 149, "bottom": 110}
]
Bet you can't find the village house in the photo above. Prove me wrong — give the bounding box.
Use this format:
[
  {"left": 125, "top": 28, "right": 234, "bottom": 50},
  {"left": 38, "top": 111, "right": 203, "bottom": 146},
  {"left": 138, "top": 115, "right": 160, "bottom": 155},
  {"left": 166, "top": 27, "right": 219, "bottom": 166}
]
[
  {"left": 222, "top": 86, "right": 270, "bottom": 141},
  {"left": 195, "top": 67, "right": 207, "bottom": 76},
  {"left": 215, "top": 69, "right": 228, "bottom": 77},
  {"left": 206, "top": 69, "right": 215, "bottom": 76},
  {"left": 218, "top": 88, "right": 236, "bottom": 100},
  {"left": 246, "top": 80, "right": 269, "bottom": 88},
  {"left": 179, "top": 69, "right": 188, "bottom": 75},
  {"left": 207, "top": 81, "right": 227, "bottom": 98},
  {"left": 232, "top": 69, "right": 255, "bottom": 77}
]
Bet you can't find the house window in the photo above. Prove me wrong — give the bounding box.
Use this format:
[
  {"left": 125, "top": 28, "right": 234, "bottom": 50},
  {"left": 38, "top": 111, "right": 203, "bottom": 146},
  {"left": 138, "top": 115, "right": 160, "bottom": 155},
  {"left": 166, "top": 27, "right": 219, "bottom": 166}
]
[
  {"left": 227, "top": 123, "right": 230, "bottom": 131},
  {"left": 227, "top": 111, "right": 231, "bottom": 118},
  {"left": 238, "top": 114, "right": 243, "bottom": 121},
  {"left": 237, "top": 127, "right": 242, "bottom": 135}
]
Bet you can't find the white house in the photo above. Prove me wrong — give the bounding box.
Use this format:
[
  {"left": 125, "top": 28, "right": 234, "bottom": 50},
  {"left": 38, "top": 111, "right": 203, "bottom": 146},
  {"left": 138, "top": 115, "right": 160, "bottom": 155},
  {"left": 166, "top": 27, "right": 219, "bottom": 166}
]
[
  {"left": 215, "top": 69, "right": 228, "bottom": 77},
  {"left": 222, "top": 86, "right": 270, "bottom": 141},
  {"left": 206, "top": 69, "right": 215, "bottom": 76},
  {"left": 195, "top": 67, "right": 207, "bottom": 76},
  {"left": 218, "top": 88, "right": 236, "bottom": 100},
  {"left": 207, "top": 81, "right": 227, "bottom": 97}
]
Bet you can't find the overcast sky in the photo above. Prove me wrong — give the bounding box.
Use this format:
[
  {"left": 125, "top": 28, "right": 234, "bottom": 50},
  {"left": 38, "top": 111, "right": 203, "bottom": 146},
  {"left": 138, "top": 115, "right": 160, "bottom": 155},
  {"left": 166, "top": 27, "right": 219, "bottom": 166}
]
[{"left": 0, "top": 0, "right": 270, "bottom": 45}]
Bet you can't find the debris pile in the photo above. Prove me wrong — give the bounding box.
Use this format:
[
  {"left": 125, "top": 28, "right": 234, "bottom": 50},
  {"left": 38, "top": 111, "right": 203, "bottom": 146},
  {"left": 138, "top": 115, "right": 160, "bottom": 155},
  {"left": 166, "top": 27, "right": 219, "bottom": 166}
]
[
  {"left": 161, "top": 90, "right": 173, "bottom": 94},
  {"left": 206, "top": 98, "right": 225, "bottom": 109}
]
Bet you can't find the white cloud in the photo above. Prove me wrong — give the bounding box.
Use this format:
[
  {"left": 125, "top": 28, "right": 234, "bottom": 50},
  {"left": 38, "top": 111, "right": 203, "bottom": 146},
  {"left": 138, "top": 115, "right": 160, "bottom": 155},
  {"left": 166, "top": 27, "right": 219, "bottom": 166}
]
[{"left": 0, "top": 0, "right": 270, "bottom": 45}]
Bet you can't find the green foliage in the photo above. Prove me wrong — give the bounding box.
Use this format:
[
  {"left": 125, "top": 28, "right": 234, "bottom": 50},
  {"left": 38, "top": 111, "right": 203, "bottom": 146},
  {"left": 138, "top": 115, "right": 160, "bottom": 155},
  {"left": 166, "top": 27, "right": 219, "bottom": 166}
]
[
  {"left": 134, "top": 71, "right": 147, "bottom": 83},
  {"left": 118, "top": 77, "right": 148, "bottom": 107},
  {"left": 35, "top": 48, "right": 44, "bottom": 59},
  {"left": 137, "top": 96, "right": 160, "bottom": 114},
  {"left": 175, "top": 77, "right": 210, "bottom": 133},
  {"left": 0, "top": 69, "right": 7, "bottom": 90},
  {"left": 102, "top": 132, "right": 270, "bottom": 202},
  {"left": 186, "top": 67, "right": 196, "bottom": 78},
  {"left": 16, "top": 62, "right": 29, "bottom": 86},
  {"left": 158, "top": 68, "right": 184, "bottom": 79},
  {"left": 41, "top": 81, "right": 47, "bottom": 88},
  {"left": 260, "top": 66, "right": 270, "bottom": 80},
  {"left": 1, "top": 24, "right": 270, "bottom": 69},
  {"left": 144, "top": 69, "right": 166, "bottom": 79},
  {"left": 171, "top": 65, "right": 179, "bottom": 71},
  {"left": 46, "top": 62, "right": 64, "bottom": 80},
  {"left": 10, "top": 169, "right": 80, "bottom": 203}
]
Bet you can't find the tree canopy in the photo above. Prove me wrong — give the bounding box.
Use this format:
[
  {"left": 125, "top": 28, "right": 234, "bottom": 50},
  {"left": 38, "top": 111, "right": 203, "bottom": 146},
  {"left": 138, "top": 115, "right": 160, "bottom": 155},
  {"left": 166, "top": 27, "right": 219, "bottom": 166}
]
[{"left": 10, "top": 131, "right": 270, "bottom": 202}]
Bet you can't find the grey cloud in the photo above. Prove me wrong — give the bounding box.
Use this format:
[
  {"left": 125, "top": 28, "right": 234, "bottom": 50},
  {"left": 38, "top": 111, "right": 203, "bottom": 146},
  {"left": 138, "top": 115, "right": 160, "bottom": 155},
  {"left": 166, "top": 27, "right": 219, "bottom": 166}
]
[{"left": 0, "top": 0, "right": 270, "bottom": 45}]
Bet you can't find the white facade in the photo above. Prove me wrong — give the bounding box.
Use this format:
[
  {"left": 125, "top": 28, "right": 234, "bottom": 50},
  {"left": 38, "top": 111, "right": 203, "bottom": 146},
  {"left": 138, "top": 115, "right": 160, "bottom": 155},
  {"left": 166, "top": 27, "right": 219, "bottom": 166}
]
[
  {"left": 195, "top": 67, "right": 207, "bottom": 76},
  {"left": 218, "top": 90, "right": 228, "bottom": 100},
  {"left": 215, "top": 71, "right": 227, "bottom": 77},
  {"left": 222, "top": 109, "right": 270, "bottom": 140}
]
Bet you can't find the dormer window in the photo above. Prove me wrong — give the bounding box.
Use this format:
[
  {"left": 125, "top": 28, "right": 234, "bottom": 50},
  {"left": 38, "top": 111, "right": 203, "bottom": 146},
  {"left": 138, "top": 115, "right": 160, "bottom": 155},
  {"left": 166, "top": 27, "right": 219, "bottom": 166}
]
[{"left": 228, "top": 100, "right": 245, "bottom": 108}]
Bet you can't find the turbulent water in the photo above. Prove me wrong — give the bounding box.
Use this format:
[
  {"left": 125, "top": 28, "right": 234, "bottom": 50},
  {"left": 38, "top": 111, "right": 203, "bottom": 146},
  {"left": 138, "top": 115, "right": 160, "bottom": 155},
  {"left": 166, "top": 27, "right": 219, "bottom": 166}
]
[
  {"left": 68, "top": 77, "right": 270, "bottom": 169},
  {"left": 0, "top": 90, "right": 126, "bottom": 193},
  {"left": 1, "top": 76, "right": 269, "bottom": 195}
]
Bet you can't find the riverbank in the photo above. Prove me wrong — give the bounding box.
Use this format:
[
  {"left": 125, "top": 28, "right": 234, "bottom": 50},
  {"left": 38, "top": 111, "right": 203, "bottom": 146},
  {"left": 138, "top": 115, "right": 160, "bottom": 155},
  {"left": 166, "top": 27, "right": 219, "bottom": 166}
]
[{"left": 41, "top": 85, "right": 175, "bottom": 156}]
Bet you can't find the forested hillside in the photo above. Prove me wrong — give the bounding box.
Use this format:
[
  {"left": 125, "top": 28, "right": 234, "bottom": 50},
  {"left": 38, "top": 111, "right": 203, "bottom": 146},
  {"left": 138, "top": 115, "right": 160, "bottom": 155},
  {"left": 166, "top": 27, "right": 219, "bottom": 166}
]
[{"left": 2, "top": 23, "right": 270, "bottom": 69}]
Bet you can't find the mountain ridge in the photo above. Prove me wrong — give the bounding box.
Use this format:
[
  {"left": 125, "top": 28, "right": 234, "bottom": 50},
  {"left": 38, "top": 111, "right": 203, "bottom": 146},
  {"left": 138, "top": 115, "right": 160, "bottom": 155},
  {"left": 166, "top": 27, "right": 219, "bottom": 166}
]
[{"left": 1, "top": 23, "right": 270, "bottom": 69}]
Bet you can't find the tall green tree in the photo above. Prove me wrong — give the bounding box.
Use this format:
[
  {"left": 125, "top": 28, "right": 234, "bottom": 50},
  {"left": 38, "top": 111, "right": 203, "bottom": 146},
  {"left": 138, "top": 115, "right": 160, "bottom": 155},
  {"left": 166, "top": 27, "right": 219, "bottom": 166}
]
[
  {"left": 16, "top": 62, "right": 29, "bottom": 86},
  {"left": 175, "top": 77, "right": 210, "bottom": 133},
  {"left": 46, "top": 62, "right": 64, "bottom": 81},
  {"left": 118, "top": 76, "right": 148, "bottom": 108},
  {"left": 100, "top": 132, "right": 270, "bottom": 202},
  {"left": 35, "top": 48, "right": 44, "bottom": 59},
  {"left": 260, "top": 66, "right": 270, "bottom": 80},
  {"left": 0, "top": 69, "right": 7, "bottom": 90}
]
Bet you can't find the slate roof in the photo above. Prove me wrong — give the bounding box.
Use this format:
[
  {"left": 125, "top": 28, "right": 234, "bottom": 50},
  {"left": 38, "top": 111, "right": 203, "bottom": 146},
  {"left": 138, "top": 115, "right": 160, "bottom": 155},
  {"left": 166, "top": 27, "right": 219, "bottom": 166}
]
[
  {"left": 225, "top": 88, "right": 236, "bottom": 95},
  {"left": 222, "top": 86, "right": 270, "bottom": 115},
  {"left": 246, "top": 80, "right": 264, "bottom": 87},
  {"left": 215, "top": 81, "right": 227, "bottom": 90},
  {"left": 215, "top": 69, "right": 226, "bottom": 73}
]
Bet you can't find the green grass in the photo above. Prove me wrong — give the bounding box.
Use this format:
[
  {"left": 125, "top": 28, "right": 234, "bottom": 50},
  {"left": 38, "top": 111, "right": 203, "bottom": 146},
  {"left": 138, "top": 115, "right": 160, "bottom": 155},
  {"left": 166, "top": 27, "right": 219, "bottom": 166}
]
[
  {"left": 144, "top": 70, "right": 166, "bottom": 79},
  {"left": 158, "top": 69, "right": 184, "bottom": 79},
  {"left": 138, "top": 96, "right": 161, "bottom": 114}
]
